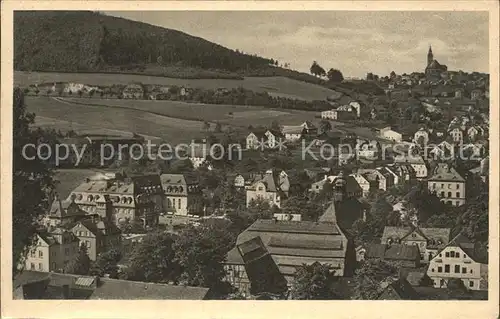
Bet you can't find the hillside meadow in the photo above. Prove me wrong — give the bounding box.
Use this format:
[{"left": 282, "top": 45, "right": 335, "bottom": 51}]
[
  {"left": 24, "top": 97, "right": 321, "bottom": 145},
  {"left": 15, "top": 71, "right": 337, "bottom": 102}
]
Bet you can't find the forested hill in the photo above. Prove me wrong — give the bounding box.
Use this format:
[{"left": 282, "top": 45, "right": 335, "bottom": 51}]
[{"left": 14, "top": 11, "right": 274, "bottom": 73}]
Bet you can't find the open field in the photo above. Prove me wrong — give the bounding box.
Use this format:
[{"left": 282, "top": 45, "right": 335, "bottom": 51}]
[
  {"left": 15, "top": 71, "right": 337, "bottom": 101},
  {"left": 25, "top": 97, "right": 324, "bottom": 145},
  {"left": 26, "top": 97, "right": 205, "bottom": 144},
  {"left": 57, "top": 97, "right": 319, "bottom": 127}
]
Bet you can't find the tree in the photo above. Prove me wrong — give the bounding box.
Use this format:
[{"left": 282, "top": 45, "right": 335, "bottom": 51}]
[
  {"left": 281, "top": 195, "right": 323, "bottom": 222},
  {"left": 390, "top": 71, "right": 396, "bottom": 79},
  {"left": 13, "top": 87, "right": 56, "bottom": 275},
  {"left": 214, "top": 122, "right": 222, "bottom": 133},
  {"left": 319, "top": 119, "right": 332, "bottom": 133},
  {"left": 173, "top": 223, "right": 236, "bottom": 297},
  {"left": 327, "top": 68, "right": 344, "bottom": 83},
  {"left": 91, "top": 248, "right": 122, "bottom": 278},
  {"left": 310, "top": 61, "right": 326, "bottom": 77},
  {"left": 270, "top": 120, "right": 281, "bottom": 132},
  {"left": 290, "top": 262, "right": 339, "bottom": 300},
  {"left": 77, "top": 90, "right": 83, "bottom": 98},
  {"left": 366, "top": 73, "right": 374, "bottom": 81},
  {"left": 64, "top": 244, "right": 92, "bottom": 275},
  {"left": 88, "top": 89, "right": 95, "bottom": 99},
  {"left": 352, "top": 259, "right": 400, "bottom": 300},
  {"left": 125, "top": 231, "right": 180, "bottom": 283}
]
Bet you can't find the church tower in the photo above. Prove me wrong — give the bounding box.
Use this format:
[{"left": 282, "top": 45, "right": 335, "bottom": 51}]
[{"left": 427, "top": 46, "right": 433, "bottom": 66}]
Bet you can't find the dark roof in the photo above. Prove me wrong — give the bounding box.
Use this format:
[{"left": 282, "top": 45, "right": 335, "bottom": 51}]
[
  {"left": 381, "top": 226, "right": 451, "bottom": 248},
  {"left": 91, "top": 278, "right": 210, "bottom": 300},
  {"left": 443, "top": 233, "right": 488, "bottom": 264},
  {"left": 378, "top": 278, "right": 419, "bottom": 300},
  {"left": 247, "top": 219, "right": 341, "bottom": 235},
  {"left": 365, "top": 244, "right": 420, "bottom": 261},
  {"left": 14, "top": 271, "right": 210, "bottom": 300}
]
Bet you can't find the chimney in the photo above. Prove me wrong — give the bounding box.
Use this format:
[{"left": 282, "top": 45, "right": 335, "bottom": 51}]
[{"left": 62, "top": 284, "right": 70, "bottom": 299}]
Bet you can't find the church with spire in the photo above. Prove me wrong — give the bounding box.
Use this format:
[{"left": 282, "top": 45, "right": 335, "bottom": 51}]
[{"left": 425, "top": 45, "right": 448, "bottom": 79}]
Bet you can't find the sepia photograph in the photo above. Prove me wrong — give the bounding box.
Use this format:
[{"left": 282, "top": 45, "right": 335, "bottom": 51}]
[{"left": 1, "top": 1, "right": 499, "bottom": 319}]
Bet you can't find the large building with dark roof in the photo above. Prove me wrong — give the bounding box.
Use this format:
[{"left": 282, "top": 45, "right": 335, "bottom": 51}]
[
  {"left": 224, "top": 199, "right": 349, "bottom": 295},
  {"left": 67, "top": 173, "right": 164, "bottom": 227}
]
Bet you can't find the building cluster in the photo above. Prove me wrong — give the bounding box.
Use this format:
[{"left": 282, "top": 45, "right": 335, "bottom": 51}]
[{"left": 18, "top": 46, "right": 489, "bottom": 300}]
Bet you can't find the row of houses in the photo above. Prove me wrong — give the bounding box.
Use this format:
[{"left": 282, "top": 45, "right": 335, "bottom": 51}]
[{"left": 357, "top": 226, "right": 488, "bottom": 292}]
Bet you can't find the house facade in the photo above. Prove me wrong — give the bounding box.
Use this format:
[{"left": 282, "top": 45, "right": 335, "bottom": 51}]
[
  {"left": 70, "top": 217, "right": 122, "bottom": 261},
  {"left": 381, "top": 226, "right": 451, "bottom": 263},
  {"left": 25, "top": 228, "right": 80, "bottom": 273},
  {"left": 427, "top": 234, "right": 488, "bottom": 291},
  {"left": 68, "top": 173, "right": 164, "bottom": 227},
  {"left": 427, "top": 163, "right": 466, "bottom": 206},
  {"left": 246, "top": 171, "right": 287, "bottom": 208},
  {"left": 160, "top": 174, "right": 203, "bottom": 216}
]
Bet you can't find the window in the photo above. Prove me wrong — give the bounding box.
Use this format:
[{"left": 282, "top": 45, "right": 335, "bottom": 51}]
[
  {"left": 469, "top": 281, "right": 474, "bottom": 288},
  {"left": 30, "top": 250, "right": 36, "bottom": 257},
  {"left": 432, "top": 183, "right": 436, "bottom": 188},
  {"left": 448, "top": 184, "right": 451, "bottom": 189},
  {"left": 456, "top": 184, "right": 460, "bottom": 189},
  {"left": 437, "top": 266, "right": 442, "bottom": 273},
  {"left": 38, "top": 263, "right": 43, "bottom": 271},
  {"left": 431, "top": 268, "right": 435, "bottom": 272},
  {"left": 440, "top": 191, "right": 445, "bottom": 197},
  {"left": 86, "top": 241, "right": 91, "bottom": 248},
  {"left": 456, "top": 253, "right": 460, "bottom": 258},
  {"left": 167, "top": 199, "right": 171, "bottom": 208},
  {"left": 462, "top": 267, "right": 467, "bottom": 274},
  {"left": 445, "top": 265, "right": 450, "bottom": 273},
  {"left": 441, "top": 183, "right": 444, "bottom": 188},
  {"left": 447, "top": 192, "right": 452, "bottom": 198},
  {"left": 456, "top": 192, "right": 460, "bottom": 198},
  {"left": 454, "top": 265, "right": 460, "bottom": 273},
  {"left": 51, "top": 262, "right": 56, "bottom": 270},
  {"left": 30, "top": 263, "right": 35, "bottom": 270},
  {"left": 470, "top": 269, "right": 473, "bottom": 274},
  {"left": 178, "top": 199, "right": 181, "bottom": 209},
  {"left": 38, "top": 250, "right": 43, "bottom": 258},
  {"left": 445, "top": 252, "right": 450, "bottom": 257},
  {"left": 51, "top": 251, "right": 56, "bottom": 257},
  {"left": 450, "top": 251, "right": 455, "bottom": 257}
]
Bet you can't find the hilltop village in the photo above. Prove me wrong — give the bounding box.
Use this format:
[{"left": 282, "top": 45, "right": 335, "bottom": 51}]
[{"left": 14, "top": 46, "right": 489, "bottom": 300}]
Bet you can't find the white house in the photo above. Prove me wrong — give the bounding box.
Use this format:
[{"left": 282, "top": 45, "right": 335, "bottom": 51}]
[
  {"left": 379, "top": 127, "right": 402, "bottom": 142},
  {"left": 350, "top": 173, "right": 371, "bottom": 197},
  {"left": 427, "top": 163, "right": 466, "bottom": 207},
  {"left": 356, "top": 139, "right": 380, "bottom": 159},
  {"left": 282, "top": 126, "right": 303, "bottom": 142},
  {"left": 448, "top": 127, "right": 464, "bottom": 145},
  {"left": 467, "top": 126, "right": 484, "bottom": 141},
  {"left": 427, "top": 233, "right": 488, "bottom": 291},
  {"left": 321, "top": 109, "right": 338, "bottom": 120}
]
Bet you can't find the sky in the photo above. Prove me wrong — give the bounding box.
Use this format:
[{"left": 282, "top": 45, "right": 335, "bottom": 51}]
[{"left": 104, "top": 11, "right": 489, "bottom": 78}]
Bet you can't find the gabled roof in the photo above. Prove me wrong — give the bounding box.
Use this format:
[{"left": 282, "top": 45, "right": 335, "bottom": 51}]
[
  {"left": 282, "top": 125, "right": 304, "bottom": 135},
  {"left": 442, "top": 233, "right": 488, "bottom": 264},
  {"left": 381, "top": 226, "right": 451, "bottom": 248},
  {"left": 365, "top": 244, "right": 420, "bottom": 261},
  {"left": 318, "top": 201, "right": 337, "bottom": 224},
  {"left": 428, "top": 163, "right": 465, "bottom": 182},
  {"left": 378, "top": 278, "right": 419, "bottom": 300}
]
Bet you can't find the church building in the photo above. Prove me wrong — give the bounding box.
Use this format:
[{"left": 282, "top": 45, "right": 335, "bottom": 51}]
[{"left": 425, "top": 46, "right": 448, "bottom": 80}]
